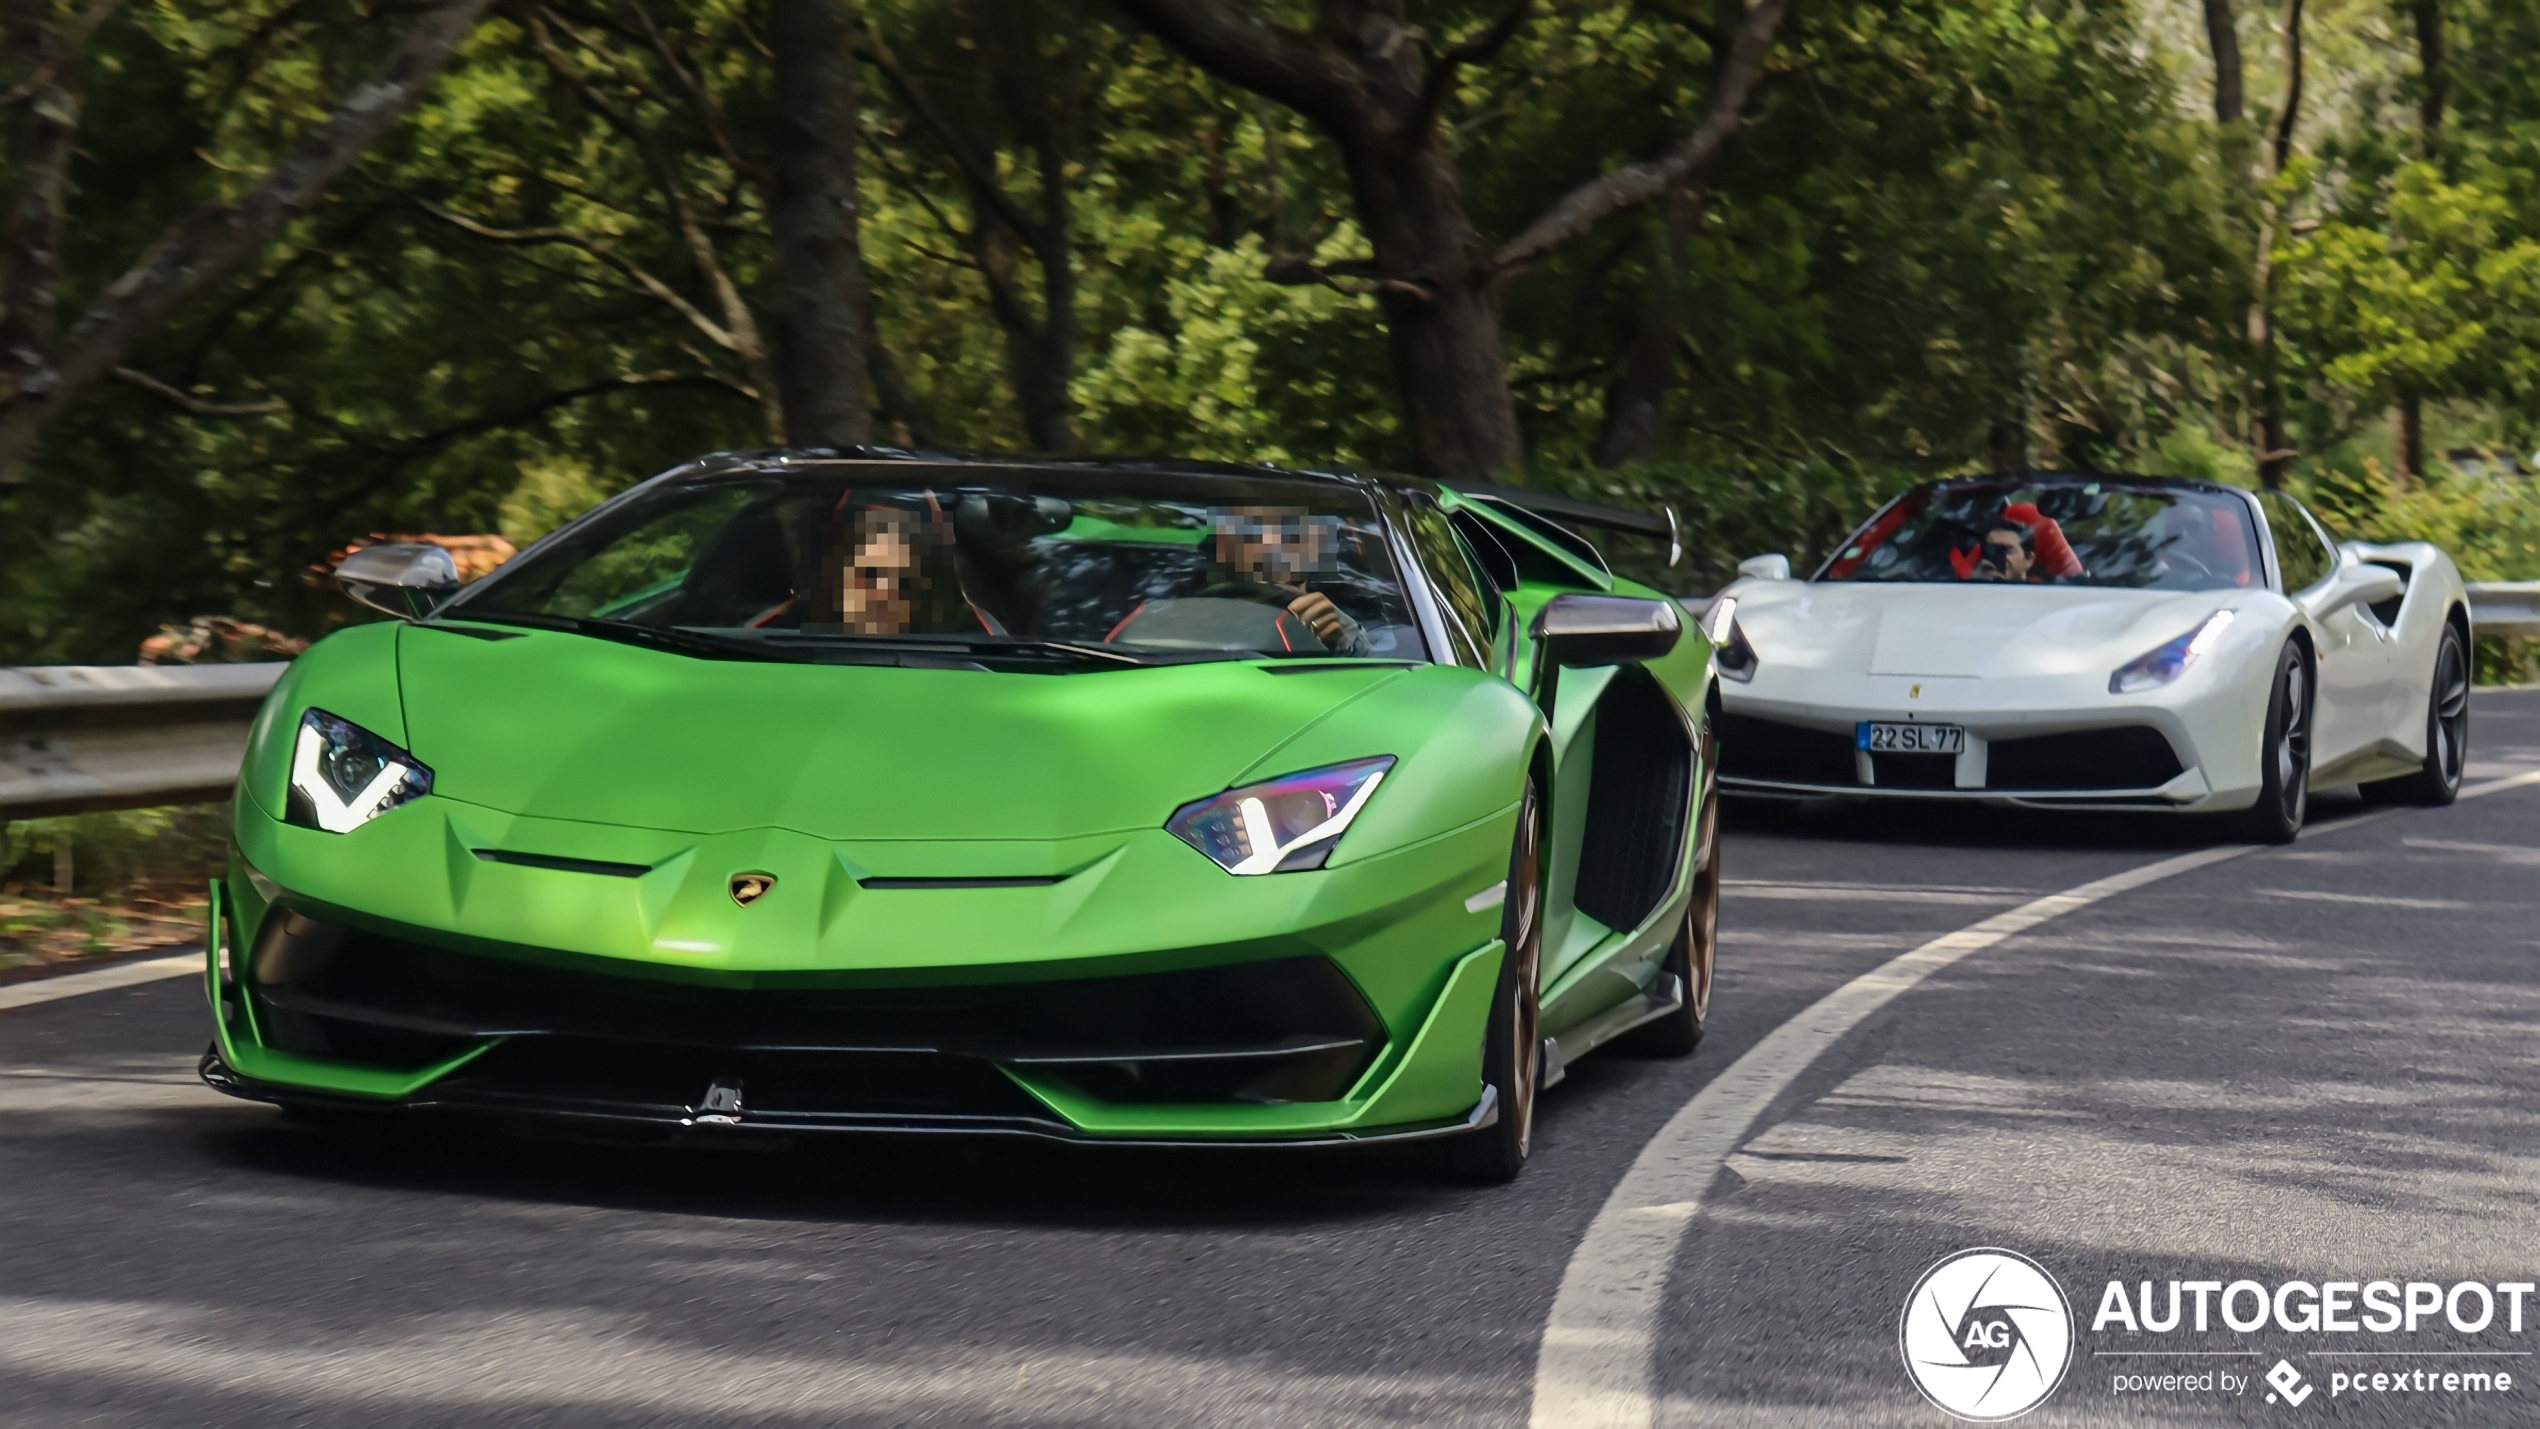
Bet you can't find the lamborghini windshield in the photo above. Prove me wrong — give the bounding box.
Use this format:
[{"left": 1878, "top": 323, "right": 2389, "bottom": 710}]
[
  {"left": 443, "top": 462, "right": 1425, "bottom": 666},
  {"left": 1819, "top": 477, "right": 2263, "bottom": 591}
]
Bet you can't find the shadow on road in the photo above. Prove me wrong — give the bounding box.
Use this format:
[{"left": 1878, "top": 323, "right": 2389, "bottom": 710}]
[
  {"left": 1723, "top": 787, "right": 2379, "bottom": 856},
  {"left": 199, "top": 1107, "right": 1467, "bottom": 1230}
]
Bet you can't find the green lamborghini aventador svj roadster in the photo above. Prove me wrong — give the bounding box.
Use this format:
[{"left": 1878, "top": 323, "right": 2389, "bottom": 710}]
[{"left": 201, "top": 452, "right": 1722, "bottom": 1180}]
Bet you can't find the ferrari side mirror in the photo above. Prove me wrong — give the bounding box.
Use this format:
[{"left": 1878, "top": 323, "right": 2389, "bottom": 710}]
[
  {"left": 337, "top": 543, "right": 461, "bottom": 620},
  {"left": 1738, "top": 553, "right": 1792, "bottom": 581},
  {"left": 2302, "top": 562, "right": 2404, "bottom": 619}
]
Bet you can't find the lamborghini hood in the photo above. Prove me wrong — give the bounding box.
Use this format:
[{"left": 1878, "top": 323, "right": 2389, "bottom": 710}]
[
  {"left": 395, "top": 626, "right": 1408, "bottom": 839},
  {"left": 1727, "top": 581, "right": 2247, "bottom": 681}
]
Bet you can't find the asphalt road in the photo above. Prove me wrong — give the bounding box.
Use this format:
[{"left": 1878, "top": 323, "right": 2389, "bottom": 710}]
[{"left": 4, "top": 689, "right": 2535, "bottom": 1427}]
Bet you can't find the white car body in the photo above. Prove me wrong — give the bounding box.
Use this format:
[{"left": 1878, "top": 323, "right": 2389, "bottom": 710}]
[{"left": 1709, "top": 485, "right": 2471, "bottom": 813}]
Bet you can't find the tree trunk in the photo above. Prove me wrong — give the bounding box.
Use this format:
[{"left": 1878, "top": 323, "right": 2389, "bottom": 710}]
[
  {"left": 2250, "top": 0, "right": 2303, "bottom": 489},
  {"left": 1345, "top": 132, "right": 1523, "bottom": 480},
  {"left": 765, "top": 0, "right": 873, "bottom": 449},
  {"left": 2201, "top": 0, "right": 2244, "bottom": 123},
  {"left": 2413, "top": 0, "right": 2445, "bottom": 141},
  {"left": 1592, "top": 188, "right": 1700, "bottom": 469},
  {"left": 0, "top": 7, "right": 80, "bottom": 391}
]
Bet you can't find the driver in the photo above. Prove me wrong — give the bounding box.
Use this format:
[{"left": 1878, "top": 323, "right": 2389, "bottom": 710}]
[
  {"left": 1207, "top": 506, "right": 1370, "bottom": 654},
  {"left": 1972, "top": 519, "right": 2044, "bottom": 583}
]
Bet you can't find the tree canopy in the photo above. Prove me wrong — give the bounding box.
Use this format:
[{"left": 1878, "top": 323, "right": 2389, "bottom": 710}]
[{"left": 4, "top": 0, "right": 2538, "bottom": 663}]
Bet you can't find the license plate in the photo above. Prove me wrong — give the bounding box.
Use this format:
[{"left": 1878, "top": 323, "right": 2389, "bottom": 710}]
[{"left": 1858, "top": 721, "right": 1966, "bottom": 755}]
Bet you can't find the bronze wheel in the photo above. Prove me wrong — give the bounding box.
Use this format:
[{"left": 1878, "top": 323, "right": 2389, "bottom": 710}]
[
  {"left": 1620, "top": 753, "right": 1718, "bottom": 1056},
  {"left": 1440, "top": 775, "right": 1545, "bottom": 1182}
]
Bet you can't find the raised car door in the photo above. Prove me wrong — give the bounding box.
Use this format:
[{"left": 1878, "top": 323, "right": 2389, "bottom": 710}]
[{"left": 2258, "top": 491, "right": 2382, "bottom": 769}]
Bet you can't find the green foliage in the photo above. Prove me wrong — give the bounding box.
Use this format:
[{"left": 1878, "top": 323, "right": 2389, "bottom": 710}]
[
  {"left": 2297, "top": 459, "right": 2540, "bottom": 583},
  {"left": 2278, "top": 161, "right": 2540, "bottom": 427},
  {"left": 2, "top": 0, "right": 2539, "bottom": 673}
]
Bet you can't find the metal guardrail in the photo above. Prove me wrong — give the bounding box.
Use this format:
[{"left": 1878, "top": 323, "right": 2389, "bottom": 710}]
[
  {"left": 0, "top": 579, "right": 2530, "bottom": 821},
  {"left": 2468, "top": 581, "right": 2540, "bottom": 638},
  {"left": 0, "top": 663, "right": 284, "bottom": 819}
]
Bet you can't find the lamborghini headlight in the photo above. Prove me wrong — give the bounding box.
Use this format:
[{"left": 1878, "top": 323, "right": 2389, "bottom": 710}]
[
  {"left": 2109, "top": 610, "right": 2235, "bottom": 695},
  {"left": 285, "top": 709, "right": 433, "bottom": 832},
  {"left": 1166, "top": 756, "right": 1394, "bottom": 875}
]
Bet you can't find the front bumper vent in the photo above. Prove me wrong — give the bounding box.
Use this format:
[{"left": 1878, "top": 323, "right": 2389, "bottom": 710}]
[
  {"left": 1986, "top": 726, "right": 2184, "bottom": 791},
  {"left": 242, "top": 914, "right": 1388, "bottom": 1116}
]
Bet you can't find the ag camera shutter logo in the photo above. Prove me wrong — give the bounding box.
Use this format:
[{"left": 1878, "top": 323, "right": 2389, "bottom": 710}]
[{"left": 1901, "top": 1248, "right": 2075, "bottom": 1420}]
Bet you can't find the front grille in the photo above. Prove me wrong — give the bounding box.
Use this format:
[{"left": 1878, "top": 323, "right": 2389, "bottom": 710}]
[
  {"left": 1718, "top": 713, "right": 1857, "bottom": 786},
  {"left": 1870, "top": 752, "right": 1958, "bottom": 789},
  {"left": 1986, "top": 727, "right": 2184, "bottom": 791},
  {"left": 245, "top": 914, "right": 1387, "bottom": 1107}
]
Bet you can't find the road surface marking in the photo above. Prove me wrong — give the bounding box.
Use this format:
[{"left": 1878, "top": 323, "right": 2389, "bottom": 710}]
[
  {"left": 1530, "top": 771, "right": 2540, "bottom": 1428},
  {"left": 0, "top": 951, "right": 197, "bottom": 1013}
]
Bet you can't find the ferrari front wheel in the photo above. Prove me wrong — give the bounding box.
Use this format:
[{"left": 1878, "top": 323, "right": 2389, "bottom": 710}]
[
  {"left": 1439, "top": 775, "right": 1545, "bottom": 1184},
  {"left": 2233, "top": 641, "right": 2312, "bottom": 844}
]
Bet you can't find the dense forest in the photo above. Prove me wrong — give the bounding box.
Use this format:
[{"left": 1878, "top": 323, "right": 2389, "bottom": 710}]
[{"left": 3, "top": 0, "right": 2539, "bottom": 665}]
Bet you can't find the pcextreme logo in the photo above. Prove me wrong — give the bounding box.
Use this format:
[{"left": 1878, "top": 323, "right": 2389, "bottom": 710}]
[{"left": 1900, "top": 1248, "right": 2076, "bottom": 1421}]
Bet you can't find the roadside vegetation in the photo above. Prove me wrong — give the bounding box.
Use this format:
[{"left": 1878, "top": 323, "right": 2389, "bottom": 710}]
[{"left": 0, "top": 806, "right": 228, "bottom": 978}]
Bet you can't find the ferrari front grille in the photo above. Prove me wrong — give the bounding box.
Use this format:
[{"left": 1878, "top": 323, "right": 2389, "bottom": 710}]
[
  {"left": 1986, "top": 726, "right": 2184, "bottom": 791},
  {"left": 1717, "top": 713, "right": 1857, "bottom": 787}
]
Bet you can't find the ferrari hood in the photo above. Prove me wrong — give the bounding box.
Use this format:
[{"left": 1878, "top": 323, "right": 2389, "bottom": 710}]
[
  {"left": 1726, "top": 581, "right": 2245, "bottom": 681},
  {"left": 395, "top": 626, "right": 1409, "bottom": 839}
]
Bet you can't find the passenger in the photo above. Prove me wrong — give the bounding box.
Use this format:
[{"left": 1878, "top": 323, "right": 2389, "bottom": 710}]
[
  {"left": 821, "top": 501, "right": 971, "bottom": 636},
  {"left": 2001, "top": 501, "right": 2085, "bottom": 578}
]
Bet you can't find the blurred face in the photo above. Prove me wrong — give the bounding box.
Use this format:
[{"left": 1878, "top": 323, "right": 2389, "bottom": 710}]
[
  {"left": 1213, "top": 506, "right": 1328, "bottom": 584},
  {"left": 839, "top": 511, "right": 918, "bottom": 634}
]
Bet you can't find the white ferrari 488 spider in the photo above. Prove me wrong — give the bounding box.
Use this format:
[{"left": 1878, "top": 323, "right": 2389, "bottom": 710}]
[{"left": 1708, "top": 472, "right": 2472, "bottom": 841}]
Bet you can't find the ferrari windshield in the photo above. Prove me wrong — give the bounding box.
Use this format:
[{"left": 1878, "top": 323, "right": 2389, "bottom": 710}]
[
  {"left": 1820, "top": 477, "right": 2263, "bottom": 591},
  {"left": 444, "top": 463, "right": 1425, "bottom": 665}
]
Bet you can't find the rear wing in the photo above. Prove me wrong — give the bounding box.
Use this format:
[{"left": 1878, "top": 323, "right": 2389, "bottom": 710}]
[{"left": 1450, "top": 483, "right": 1682, "bottom": 569}]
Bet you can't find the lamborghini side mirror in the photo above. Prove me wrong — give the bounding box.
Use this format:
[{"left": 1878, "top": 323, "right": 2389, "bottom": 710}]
[
  {"left": 1531, "top": 593, "right": 1682, "bottom": 669},
  {"left": 1526, "top": 594, "right": 1682, "bottom": 726},
  {"left": 337, "top": 543, "right": 460, "bottom": 620},
  {"left": 1738, "top": 553, "right": 1792, "bottom": 581}
]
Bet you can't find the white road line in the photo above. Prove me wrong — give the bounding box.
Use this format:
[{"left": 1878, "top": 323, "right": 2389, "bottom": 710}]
[
  {"left": 1529, "top": 769, "right": 2540, "bottom": 1429},
  {"left": 0, "top": 951, "right": 197, "bottom": 1013}
]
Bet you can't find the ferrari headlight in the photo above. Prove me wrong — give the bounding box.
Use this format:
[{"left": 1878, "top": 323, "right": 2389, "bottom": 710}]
[
  {"left": 2109, "top": 610, "right": 2235, "bottom": 694},
  {"left": 285, "top": 709, "right": 433, "bottom": 833},
  {"left": 1713, "top": 616, "right": 1759, "bottom": 683},
  {"left": 1166, "top": 756, "right": 1394, "bottom": 875}
]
